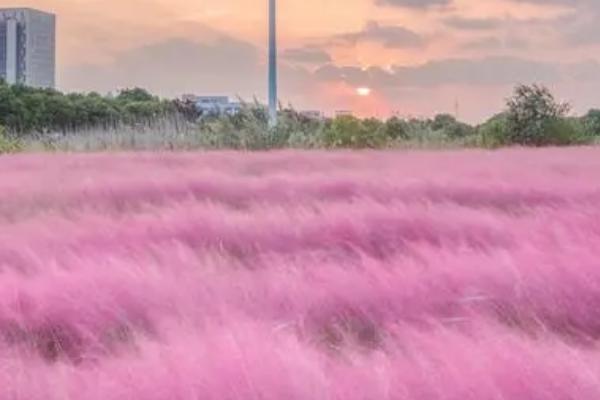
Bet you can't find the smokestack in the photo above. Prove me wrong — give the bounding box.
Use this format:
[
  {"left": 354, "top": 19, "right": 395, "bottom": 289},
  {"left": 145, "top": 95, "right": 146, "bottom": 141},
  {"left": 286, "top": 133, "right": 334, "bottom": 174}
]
[{"left": 268, "top": 0, "right": 278, "bottom": 128}]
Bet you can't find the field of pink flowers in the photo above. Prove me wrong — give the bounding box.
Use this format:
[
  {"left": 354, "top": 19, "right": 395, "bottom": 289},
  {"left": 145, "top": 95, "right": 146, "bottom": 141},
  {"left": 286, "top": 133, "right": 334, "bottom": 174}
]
[{"left": 1, "top": 148, "right": 600, "bottom": 399}]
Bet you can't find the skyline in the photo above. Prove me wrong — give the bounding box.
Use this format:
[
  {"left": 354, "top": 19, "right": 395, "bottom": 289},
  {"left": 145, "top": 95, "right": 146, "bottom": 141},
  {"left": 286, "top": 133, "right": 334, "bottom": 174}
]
[{"left": 2, "top": 0, "right": 600, "bottom": 121}]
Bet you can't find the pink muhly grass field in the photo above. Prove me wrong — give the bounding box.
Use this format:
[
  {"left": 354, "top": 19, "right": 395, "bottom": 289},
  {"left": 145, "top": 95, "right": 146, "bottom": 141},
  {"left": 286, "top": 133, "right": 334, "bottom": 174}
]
[{"left": 1, "top": 148, "right": 600, "bottom": 399}]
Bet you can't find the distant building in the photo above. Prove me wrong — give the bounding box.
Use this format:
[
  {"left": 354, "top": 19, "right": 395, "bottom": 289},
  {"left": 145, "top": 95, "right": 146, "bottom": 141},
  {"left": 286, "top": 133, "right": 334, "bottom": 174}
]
[
  {"left": 182, "top": 95, "right": 242, "bottom": 116},
  {"left": 0, "top": 8, "right": 56, "bottom": 88},
  {"left": 300, "top": 110, "right": 324, "bottom": 119},
  {"left": 335, "top": 110, "right": 354, "bottom": 117}
]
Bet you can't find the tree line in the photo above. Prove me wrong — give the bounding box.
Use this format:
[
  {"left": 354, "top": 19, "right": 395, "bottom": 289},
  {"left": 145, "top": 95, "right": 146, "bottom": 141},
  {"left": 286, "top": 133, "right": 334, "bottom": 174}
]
[
  {"left": 0, "top": 82, "right": 175, "bottom": 134},
  {"left": 191, "top": 84, "right": 600, "bottom": 150},
  {"left": 1, "top": 81, "right": 600, "bottom": 152}
]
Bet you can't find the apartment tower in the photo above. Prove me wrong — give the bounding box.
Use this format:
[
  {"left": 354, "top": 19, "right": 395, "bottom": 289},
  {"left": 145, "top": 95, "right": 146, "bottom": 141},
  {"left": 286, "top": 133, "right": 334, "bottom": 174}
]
[{"left": 0, "top": 8, "right": 55, "bottom": 88}]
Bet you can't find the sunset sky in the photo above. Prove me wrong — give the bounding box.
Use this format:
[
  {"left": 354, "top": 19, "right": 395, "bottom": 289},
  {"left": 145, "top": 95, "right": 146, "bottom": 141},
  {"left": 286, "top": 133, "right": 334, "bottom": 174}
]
[{"left": 4, "top": 0, "right": 600, "bottom": 121}]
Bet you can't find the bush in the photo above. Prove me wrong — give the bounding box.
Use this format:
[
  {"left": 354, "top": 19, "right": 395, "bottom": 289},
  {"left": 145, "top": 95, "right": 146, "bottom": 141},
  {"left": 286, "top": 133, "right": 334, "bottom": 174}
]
[
  {"left": 480, "top": 107, "right": 588, "bottom": 148},
  {"left": 0, "top": 125, "right": 22, "bottom": 154},
  {"left": 426, "top": 113, "right": 475, "bottom": 139},
  {"left": 582, "top": 109, "right": 600, "bottom": 136},
  {"left": 194, "top": 105, "right": 330, "bottom": 150},
  {"left": 540, "top": 117, "right": 591, "bottom": 146},
  {"left": 273, "top": 109, "right": 325, "bottom": 149},
  {"left": 195, "top": 101, "right": 290, "bottom": 150},
  {"left": 322, "top": 116, "right": 385, "bottom": 149},
  {"left": 478, "top": 113, "right": 509, "bottom": 148},
  {"left": 505, "top": 84, "right": 571, "bottom": 146},
  {"left": 443, "top": 121, "right": 475, "bottom": 139}
]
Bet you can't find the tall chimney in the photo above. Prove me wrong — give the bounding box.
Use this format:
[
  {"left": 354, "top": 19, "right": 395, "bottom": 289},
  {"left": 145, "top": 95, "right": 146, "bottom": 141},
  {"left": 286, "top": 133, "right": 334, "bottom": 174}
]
[{"left": 268, "top": 0, "right": 278, "bottom": 128}]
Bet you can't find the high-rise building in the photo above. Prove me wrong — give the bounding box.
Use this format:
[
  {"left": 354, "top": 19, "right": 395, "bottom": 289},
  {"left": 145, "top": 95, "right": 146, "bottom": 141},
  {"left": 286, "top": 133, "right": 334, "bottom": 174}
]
[{"left": 0, "top": 8, "right": 55, "bottom": 88}]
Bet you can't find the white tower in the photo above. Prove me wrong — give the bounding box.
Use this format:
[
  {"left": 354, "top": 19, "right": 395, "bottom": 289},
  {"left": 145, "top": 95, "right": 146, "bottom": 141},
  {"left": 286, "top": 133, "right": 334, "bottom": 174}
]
[{"left": 268, "top": 0, "right": 278, "bottom": 128}]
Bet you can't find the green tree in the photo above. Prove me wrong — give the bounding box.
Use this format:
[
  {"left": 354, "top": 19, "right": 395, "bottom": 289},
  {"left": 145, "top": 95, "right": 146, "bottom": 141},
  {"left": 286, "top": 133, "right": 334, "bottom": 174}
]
[
  {"left": 431, "top": 114, "right": 457, "bottom": 131},
  {"left": 362, "top": 117, "right": 384, "bottom": 136},
  {"left": 445, "top": 122, "right": 475, "bottom": 138},
  {"left": 383, "top": 117, "right": 409, "bottom": 140},
  {"left": 0, "top": 82, "right": 25, "bottom": 132},
  {"left": 505, "top": 84, "right": 572, "bottom": 146},
  {"left": 116, "top": 88, "right": 155, "bottom": 103},
  {"left": 45, "top": 93, "right": 76, "bottom": 133}
]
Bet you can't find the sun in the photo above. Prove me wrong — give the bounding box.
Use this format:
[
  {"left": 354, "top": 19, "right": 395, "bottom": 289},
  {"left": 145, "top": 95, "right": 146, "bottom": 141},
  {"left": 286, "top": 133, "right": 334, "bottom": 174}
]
[{"left": 356, "top": 87, "right": 372, "bottom": 97}]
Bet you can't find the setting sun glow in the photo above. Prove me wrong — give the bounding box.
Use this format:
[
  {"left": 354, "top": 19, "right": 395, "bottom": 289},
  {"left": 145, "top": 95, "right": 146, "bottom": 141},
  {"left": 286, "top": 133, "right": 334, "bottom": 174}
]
[{"left": 356, "top": 87, "right": 371, "bottom": 97}]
